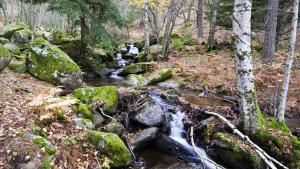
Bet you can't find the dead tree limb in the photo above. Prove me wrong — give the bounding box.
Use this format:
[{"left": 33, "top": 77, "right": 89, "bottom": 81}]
[
  {"left": 190, "top": 126, "right": 226, "bottom": 169},
  {"left": 204, "top": 111, "right": 288, "bottom": 169}
]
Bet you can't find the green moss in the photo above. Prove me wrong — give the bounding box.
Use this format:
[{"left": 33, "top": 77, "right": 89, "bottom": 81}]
[
  {"left": 126, "top": 74, "right": 148, "bottom": 87},
  {"left": 214, "top": 132, "right": 263, "bottom": 168},
  {"left": 82, "top": 118, "right": 92, "bottom": 125},
  {"left": 0, "top": 44, "right": 12, "bottom": 71},
  {"left": 0, "top": 44, "right": 11, "bottom": 58},
  {"left": 27, "top": 37, "right": 82, "bottom": 85},
  {"left": 29, "top": 124, "right": 47, "bottom": 137},
  {"left": 4, "top": 43, "right": 21, "bottom": 55},
  {"left": 0, "top": 37, "right": 10, "bottom": 44},
  {"left": 123, "top": 62, "right": 154, "bottom": 75},
  {"left": 89, "top": 130, "right": 132, "bottom": 168},
  {"left": 148, "top": 69, "right": 174, "bottom": 84},
  {"left": 49, "top": 30, "right": 67, "bottom": 45},
  {"left": 74, "top": 86, "right": 118, "bottom": 114},
  {"left": 8, "top": 60, "right": 27, "bottom": 73},
  {"left": 0, "top": 22, "right": 27, "bottom": 39},
  {"left": 11, "top": 29, "right": 32, "bottom": 49},
  {"left": 40, "top": 154, "right": 53, "bottom": 169},
  {"left": 54, "top": 110, "right": 66, "bottom": 122},
  {"left": 32, "top": 136, "right": 56, "bottom": 155},
  {"left": 78, "top": 103, "right": 94, "bottom": 120}
]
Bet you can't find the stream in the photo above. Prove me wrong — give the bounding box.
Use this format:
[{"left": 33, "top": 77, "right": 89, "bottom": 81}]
[{"left": 85, "top": 45, "right": 224, "bottom": 169}]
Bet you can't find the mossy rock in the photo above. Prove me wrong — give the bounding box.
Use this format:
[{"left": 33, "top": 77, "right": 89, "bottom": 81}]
[
  {"left": 77, "top": 103, "right": 94, "bottom": 120},
  {"left": 4, "top": 43, "right": 21, "bottom": 55},
  {"left": 104, "top": 120, "right": 125, "bottom": 136},
  {"left": 148, "top": 69, "right": 174, "bottom": 85},
  {"left": 123, "top": 62, "right": 155, "bottom": 75},
  {"left": 0, "top": 37, "right": 10, "bottom": 45},
  {"left": 0, "top": 22, "right": 27, "bottom": 39},
  {"left": 125, "top": 74, "right": 148, "bottom": 87},
  {"left": 74, "top": 86, "right": 118, "bottom": 114},
  {"left": 249, "top": 117, "right": 300, "bottom": 164},
  {"left": 27, "top": 38, "right": 83, "bottom": 88},
  {"left": 89, "top": 131, "right": 131, "bottom": 168},
  {"left": 11, "top": 29, "right": 32, "bottom": 49},
  {"left": 212, "top": 132, "right": 265, "bottom": 169},
  {"left": 8, "top": 59, "right": 27, "bottom": 73},
  {"left": 0, "top": 44, "right": 12, "bottom": 72},
  {"left": 27, "top": 134, "right": 56, "bottom": 156}
]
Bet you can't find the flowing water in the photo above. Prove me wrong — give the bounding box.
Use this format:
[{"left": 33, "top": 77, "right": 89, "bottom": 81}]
[
  {"left": 149, "top": 90, "right": 221, "bottom": 169},
  {"left": 87, "top": 45, "right": 223, "bottom": 168}
]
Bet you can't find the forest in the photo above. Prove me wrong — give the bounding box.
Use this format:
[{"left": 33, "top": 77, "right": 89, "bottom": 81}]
[{"left": 0, "top": 0, "right": 299, "bottom": 169}]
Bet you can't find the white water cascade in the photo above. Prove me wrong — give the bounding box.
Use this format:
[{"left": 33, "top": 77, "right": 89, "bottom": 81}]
[{"left": 149, "top": 90, "right": 220, "bottom": 169}]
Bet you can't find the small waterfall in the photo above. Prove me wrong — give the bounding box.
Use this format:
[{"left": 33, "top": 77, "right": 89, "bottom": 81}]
[
  {"left": 116, "top": 53, "right": 128, "bottom": 68},
  {"left": 128, "top": 44, "right": 139, "bottom": 55},
  {"left": 149, "top": 90, "right": 219, "bottom": 169}
]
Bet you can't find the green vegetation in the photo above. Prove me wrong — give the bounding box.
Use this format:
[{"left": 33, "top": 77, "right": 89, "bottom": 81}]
[{"left": 74, "top": 86, "right": 119, "bottom": 114}]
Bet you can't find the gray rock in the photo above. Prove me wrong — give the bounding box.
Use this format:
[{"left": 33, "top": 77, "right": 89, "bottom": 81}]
[
  {"left": 195, "top": 116, "right": 217, "bottom": 131},
  {"left": 134, "top": 103, "right": 164, "bottom": 126},
  {"left": 11, "top": 29, "right": 31, "bottom": 49},
  {"left": 0, "top": 44, "right": 12, "bottom": 72},
  {"left": 73, "top": 118, "right": 93, "bottom": 129},
  {"left": 4, "top": 43, "right": 21, "bottom": 55},
  {"left": 0, "top": 37, "right": 10, "bottom": 45},
  {"left": 104, "top": 120, "right": 125, "bottom": 136},
  {"left": 130, "top": 127, "right": 158, "bottom": 151}
]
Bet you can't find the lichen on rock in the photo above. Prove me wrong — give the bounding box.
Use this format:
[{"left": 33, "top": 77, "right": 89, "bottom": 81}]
[
  {"left": 0, "top": 44, "right": 12, "bottom": 72},
  {"left": 89, "top": 130, "right": 132, "bottom": 168},
  {"left": 27, "top": 37, "right": 83, "bottom": 88},
  {"left": 74, "top": 86, "right": 118, "bottom": 114}
]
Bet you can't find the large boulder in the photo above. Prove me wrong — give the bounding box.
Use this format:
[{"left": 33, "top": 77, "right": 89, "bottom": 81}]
[
  {"left": 89, "top": 131, "right": 132, "bottom": 168},
  {"left": 130, "top": 127, "right": 158, "bottom": 151},
  {"left": 27, "top": 38, "right": 83, "bottom": 88},
  {"left": 4, "top": 43, "right": 21, "bottom": 55},
  {"left": 134, "top": 103, "right": 164, "bottom": 126},
  {"left": 123, "top": 62, "right": 155, "bottom": 75},
  {"left": 148, "top": 69, "right": 174, "bottom": 85},
  {"left": 8, "top": 59, "right": 27, "bottom": 73},
  {"left": 0, "top": 22, "right": 27, "bottom": 39},
  {"left": 0, "top": 44, "right": 12, "bottom": 72},
  {"left": 74, "top": 86, "right": 119, "bottom": 114},
  {"left": 11, "top": 29, "right": 32, "bottom": 49}
]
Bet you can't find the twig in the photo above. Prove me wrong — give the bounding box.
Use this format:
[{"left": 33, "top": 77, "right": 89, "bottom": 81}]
[
  {"left": 204, "top": 111, "right": 288, "bottom": 169},
  {"left": 99, "top": 108, "right": 114, "bottom": 120},
  {"left": 190, "top": 126, "right": 226, "bottom": 169}
]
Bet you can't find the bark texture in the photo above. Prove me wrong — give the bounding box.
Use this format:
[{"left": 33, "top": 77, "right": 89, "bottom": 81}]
[
  {"left": 262, "top": 0, "right": 279, "bottom": 61},
  {"left": 144, "top": 0, "right": 150, "bottom": 54},
  {"left": 196, "top": 0, "right": 204, "bottom": 37},
  {"left": 277, "top": 0, "right": 299, "bottom": 121},
  {"left": 233, "top": 0, "right": 258, "bottom": 133},
  {"left": 207, "top": 0, "right": 220, "bottom": 51}
]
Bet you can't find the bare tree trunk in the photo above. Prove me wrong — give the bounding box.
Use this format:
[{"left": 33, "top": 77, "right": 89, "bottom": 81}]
[
  {"left": 233, "top": 0, "right": 259, "bottom": 133},
  {"left": 144, "top": 0, "right": 150, "bottom": 55},
  {"left": 80, "top": 15, "right": 88, "bottom": 56},
  {"left": 196, "top": 0, "right": 204, "bottom": 38},
  {"left": 277, "top": 0, "right": 299, "bottom": 122},
  {"left": 186, "top": 0, "right": 194, "bottom": 21},
  {"left": 1, "top": 0, "right": 7, "bottom": 25},
  {"left": 262, "top": 0, "right": 279, "bottom": 61},
  {"left": 207, "top": 0, "right": 220, "bottom": 51},
  {"left": 148, "top": 7, "right": 160, "bottom": 45}
]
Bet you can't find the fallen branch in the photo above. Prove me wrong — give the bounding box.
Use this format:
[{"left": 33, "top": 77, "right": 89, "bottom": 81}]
[
  {"left": 190, "top": 126, "right": 226, "bottom": 169},
  {"left": 204, "top": 111, "right": 288, "bottom": 169},
  {"left": 99, "top": 108, "right": 114, "bottom": 120}
]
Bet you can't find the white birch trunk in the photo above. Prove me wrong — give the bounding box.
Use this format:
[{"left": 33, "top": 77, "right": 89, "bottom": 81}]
[
  {"left": 144, "top": 0, "right": 150, "bottom": 54},
  {"left": 233, "top": 0, "right": 258, "bottom": 133},
  {"left": 277, "top": 0, "right": 299, "bottom": 122}
]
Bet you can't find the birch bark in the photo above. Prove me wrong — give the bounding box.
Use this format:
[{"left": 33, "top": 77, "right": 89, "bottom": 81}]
[
  {"left": 233, "top": 0, "right": 259, "bottom": 132},
  {"left": 277, "top": 0, "right": 299, "bottom": 122}
]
